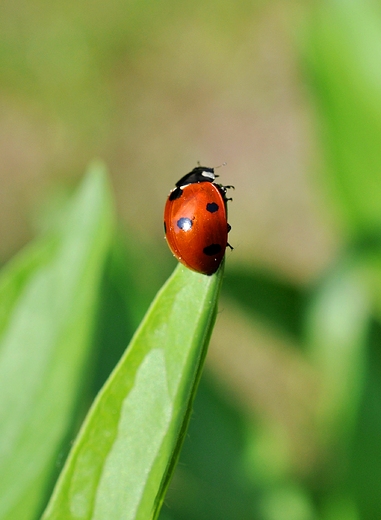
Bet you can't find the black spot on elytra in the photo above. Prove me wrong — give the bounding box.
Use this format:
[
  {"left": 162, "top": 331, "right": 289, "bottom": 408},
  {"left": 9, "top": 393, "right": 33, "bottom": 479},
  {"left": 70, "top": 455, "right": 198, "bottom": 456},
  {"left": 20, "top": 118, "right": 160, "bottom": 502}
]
[
  {"left": 177, "top": 217, "right": 193, "bottom": 231},
  {"left": 164, "top": 221, "right": 167, "bottom": 233},
  {"left": 203, "top": 244, "right": 222, "bottom": 256},
  {"left": 169, "top": 187, "right": 183, "bottom": 201},
  {"left": 227, "top": 223, "right": 231, "bottom": 233},
  {"left": 206, "top": 202, "right": 219, "bottom": 213}
]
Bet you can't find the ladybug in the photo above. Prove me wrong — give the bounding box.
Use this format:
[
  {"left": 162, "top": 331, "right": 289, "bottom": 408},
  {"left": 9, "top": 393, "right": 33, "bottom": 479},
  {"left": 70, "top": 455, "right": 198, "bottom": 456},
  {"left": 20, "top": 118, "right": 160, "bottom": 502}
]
[{"left": 164, "top": 165, "right": 233, "bottom": 275}]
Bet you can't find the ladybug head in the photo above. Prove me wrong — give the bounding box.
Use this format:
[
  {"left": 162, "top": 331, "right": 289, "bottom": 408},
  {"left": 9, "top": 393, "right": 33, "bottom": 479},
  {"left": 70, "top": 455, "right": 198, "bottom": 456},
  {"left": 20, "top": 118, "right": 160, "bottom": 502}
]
[{"left": 176, "top": 166, "right": 216, "bottom": 188}]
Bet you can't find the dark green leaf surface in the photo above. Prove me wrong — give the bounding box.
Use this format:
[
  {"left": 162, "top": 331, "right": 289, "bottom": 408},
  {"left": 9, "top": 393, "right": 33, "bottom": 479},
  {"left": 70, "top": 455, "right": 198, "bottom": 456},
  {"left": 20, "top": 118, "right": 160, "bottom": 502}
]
[
  {"left": 42, "top": 262, "right": 224, "bottom": 520},
  {"left": 349, "top": 320, "right": 381, "bottom": 517},
  {"left": 223, "top": 266, "right": 304, "bottom": 340},
  {"left": 160, "top": 374, "right": 262, "bottom": 520},
  {"left": 0, "top": 163, "right": 114, "bottom": 520}
]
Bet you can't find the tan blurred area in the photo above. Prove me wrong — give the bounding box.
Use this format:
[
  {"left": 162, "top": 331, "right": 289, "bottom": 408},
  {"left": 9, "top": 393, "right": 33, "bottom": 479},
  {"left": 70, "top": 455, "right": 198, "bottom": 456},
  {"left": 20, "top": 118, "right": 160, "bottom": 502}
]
[{"left": 0, "top": 1, "right": 336, "bottom": 281}]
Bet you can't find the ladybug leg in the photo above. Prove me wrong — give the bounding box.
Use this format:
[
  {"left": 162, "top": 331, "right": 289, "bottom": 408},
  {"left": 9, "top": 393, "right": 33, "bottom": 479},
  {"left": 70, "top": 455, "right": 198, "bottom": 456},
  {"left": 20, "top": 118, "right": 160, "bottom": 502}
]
[
  {"left": 225, "top": 186, "right": 234, "bottom": 201},
  {"left": 227, "top": 223, "right": 233, "bottom": 249},
  {"left": 217, "top": 184, "right": 235, "bottom": 201},
  {"left": 217, "top": 184, "right": 235, "bottom": 192}
]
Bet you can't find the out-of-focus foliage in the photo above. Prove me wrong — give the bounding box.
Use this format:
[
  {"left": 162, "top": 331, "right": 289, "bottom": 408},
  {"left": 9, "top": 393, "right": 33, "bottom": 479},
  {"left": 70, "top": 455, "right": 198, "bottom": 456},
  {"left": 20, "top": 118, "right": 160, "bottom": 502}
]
[
  {"left": 0, "top": 164, "right": 114, "bottom": 520},
  {"left": 2, "top": 0, "right": 381, "bottom": 519},
  {"left": 304, "top": 0, "right": 381, "bottom": 237}
]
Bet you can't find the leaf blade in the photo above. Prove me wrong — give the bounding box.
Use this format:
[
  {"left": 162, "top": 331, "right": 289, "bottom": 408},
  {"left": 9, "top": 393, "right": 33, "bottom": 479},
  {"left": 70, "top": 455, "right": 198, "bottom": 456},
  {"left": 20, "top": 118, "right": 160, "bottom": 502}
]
[
  {"left": 0, "top": 162, "right": 114, "bottom": 520},
  {"left": 42, "top": 263, "right": 224, "bottom": 520}
]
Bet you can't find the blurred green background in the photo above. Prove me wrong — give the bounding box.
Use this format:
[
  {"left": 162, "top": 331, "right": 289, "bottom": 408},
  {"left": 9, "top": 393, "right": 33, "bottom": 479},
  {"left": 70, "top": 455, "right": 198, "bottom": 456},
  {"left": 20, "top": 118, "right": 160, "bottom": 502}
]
[{"left": 2, "top": 0, "right": 381, "bottom": 518}]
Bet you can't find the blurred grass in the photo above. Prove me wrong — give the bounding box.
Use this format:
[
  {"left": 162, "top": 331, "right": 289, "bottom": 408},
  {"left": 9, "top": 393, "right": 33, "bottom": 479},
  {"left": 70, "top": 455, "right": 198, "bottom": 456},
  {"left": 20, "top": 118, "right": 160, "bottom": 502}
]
[
  {"left": 0, "top": 164, "right": 114, "bottom": 520},
  {"left": 2, "top": 0, "right": 381, "bottom": 519}
]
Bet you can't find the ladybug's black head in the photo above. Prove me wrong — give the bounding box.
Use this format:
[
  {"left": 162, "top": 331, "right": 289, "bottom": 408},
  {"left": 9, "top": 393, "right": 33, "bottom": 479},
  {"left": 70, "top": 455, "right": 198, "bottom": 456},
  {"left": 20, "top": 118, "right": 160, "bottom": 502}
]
[{"left": 175, "top": 166, "right": 216, "bottom": 188}]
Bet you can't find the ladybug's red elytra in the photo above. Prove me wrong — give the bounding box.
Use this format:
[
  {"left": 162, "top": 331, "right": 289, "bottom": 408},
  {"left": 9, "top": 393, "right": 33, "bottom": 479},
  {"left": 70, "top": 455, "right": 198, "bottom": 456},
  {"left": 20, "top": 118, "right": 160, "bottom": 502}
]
[{"left": 164, "top": 165, "right": 233, "bottom": 275}]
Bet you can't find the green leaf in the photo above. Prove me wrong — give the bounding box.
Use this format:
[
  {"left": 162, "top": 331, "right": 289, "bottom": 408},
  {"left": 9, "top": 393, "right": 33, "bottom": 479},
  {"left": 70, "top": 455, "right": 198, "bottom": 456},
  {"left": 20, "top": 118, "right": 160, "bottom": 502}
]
[
  {"left": 304, "top": 0, "right": 381, "bottom": 234},
  {"left": 0, "top": 162, "right": 114, "bottom": 520},
  {"left": 42, "top": 262, "right": 224, "bottom": 520}
]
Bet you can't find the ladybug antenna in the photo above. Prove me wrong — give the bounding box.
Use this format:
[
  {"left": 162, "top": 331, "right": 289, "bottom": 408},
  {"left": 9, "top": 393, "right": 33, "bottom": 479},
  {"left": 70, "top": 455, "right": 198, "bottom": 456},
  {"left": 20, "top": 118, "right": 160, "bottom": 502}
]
[
  {"left": 214, "top": 162, "right": 227, "bottom": 169},
  {"left": 213, "top": 162, "right": 226, "bottom": 178}
]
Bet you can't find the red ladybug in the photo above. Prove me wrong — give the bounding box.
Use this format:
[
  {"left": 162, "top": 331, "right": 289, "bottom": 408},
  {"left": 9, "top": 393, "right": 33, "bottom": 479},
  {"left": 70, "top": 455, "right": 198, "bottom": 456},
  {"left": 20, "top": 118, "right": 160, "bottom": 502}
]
[{"left": 164, "top": 165, "right": 233, "bottom": 275}]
